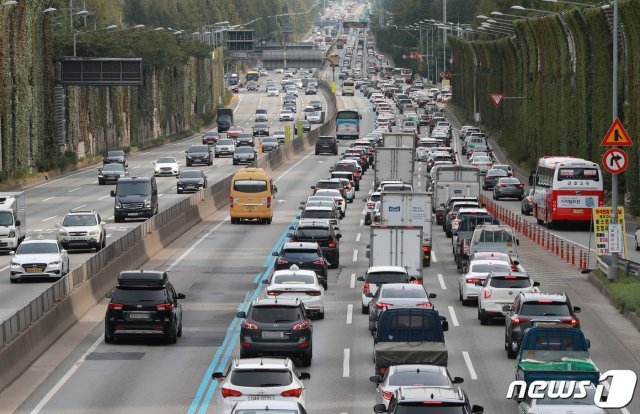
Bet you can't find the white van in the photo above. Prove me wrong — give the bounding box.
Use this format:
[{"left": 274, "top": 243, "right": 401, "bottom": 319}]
[{"left": 342, "top": 80, "right": 355, "bottom": 96}]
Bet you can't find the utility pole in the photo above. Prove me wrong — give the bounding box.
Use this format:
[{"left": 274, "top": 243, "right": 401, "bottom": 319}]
[
  {"left": 442, "top": 0, "right": 447, "bottom": 77},
  {"left": 609, "top": 0, "right": 619, "bottom": 280}
]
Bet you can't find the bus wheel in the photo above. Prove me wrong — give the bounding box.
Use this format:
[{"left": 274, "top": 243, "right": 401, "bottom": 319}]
[
  {"left": 535, "top": 207, "right": 544, "bottom": 225},
  {"left": 546, "top": 214, "right": 554, "bottom": 229}
]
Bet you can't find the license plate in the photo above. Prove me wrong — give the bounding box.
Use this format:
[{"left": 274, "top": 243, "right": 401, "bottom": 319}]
[
  {"left": 128, "top": 212, "right": 139, "bottom": 216},
  {"left": 245, "top": 206, "right": 254, "bottom": 212},
  {"left": 70, "top": 236, "right": 86, "bottom": 240},
  {"left": 573, "top": 209, "right": 583, "bottom": 214},
  {"left": 128, "top": 312, "right": 150, "bottom": 319},
  {"left": 262, "top": 331, "right": 284, "bottom": 339},
  {"left": 249, "top": 396, "right": 275, "bottom": 401},
  {"left": 26, "top": 268, "right": 42, "bottom": 273}
]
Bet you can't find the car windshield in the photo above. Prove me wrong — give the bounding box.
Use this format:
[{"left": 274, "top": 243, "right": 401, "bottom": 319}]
[
  {"left": 366, "top": 272, "right": 408, "bottom": 284},
  {"left": 489, "top": 277, "right": 531, "bottom": 288},
  {"left": 470, "top": 263, "right": 511, "bottom": 273},
  {"left": 235, "top": 147, "right": 254, "bottom": 154},
  {"left": 16, "top": 242, "right": 58, "bottom": 255},
  {"left": 189, "top": 146, "right": 208, "bottom": 152},
  {"left": 273, "top": 274, "right": 316, "bottom": 284},
  {"left": 250, "top": 306, "right": 301, "bottom": 323},
  {"left": 0, "top": 211, "right": 14, "bottom": 226},
  {"left": 233, "top": 180, "right": 267, "bottom": 193},
  {"left": 180, "top": 171, "right": 202, "bottom": 179},
  {"left": 116, "top": 181, "right": 150, "bottom": 196},
  {"left": 204, "top": 132, "right": 218, "bottom": 137},
  {"left": 301, "top": 210, "right": 333, "bottom": 219},
  {"left": 157, "top": 157, "right": 176, "bottom": 164},
  {"left": 229, "top": 370, "right": 293, "bottom": 387},
  {"left": 107, "top": 151, "right": 124, "bottom": 157},
  {"left": 487, "top": 170, "right": 508, "bottom": 177},
  {"left": 282, "top": 249, "right": 320, "bottom": 260},
  {"left": 102, "top": 164, "right": 124, "bottom": 172},
  {"left": 389, "top": 371, "right": 450, "bottom": 386},
  {"left": 520, "top": 302, "right": 572, "bottom": 316},
  {"left": 218, "top": 139, "right": 233, "bottom": 146},
  {"left": 111, "top": 288, "right": 166, "bottom": 303},
  {"left": 62, "top": 214, "right": 97, "bottom": 227},
  {"left": 381, "top": 287, "right": 427, "bottom": 299}
]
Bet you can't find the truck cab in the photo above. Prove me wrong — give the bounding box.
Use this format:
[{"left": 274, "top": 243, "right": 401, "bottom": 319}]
[{"left": 0, "top": 192, "right": 26, "bottom": 251}]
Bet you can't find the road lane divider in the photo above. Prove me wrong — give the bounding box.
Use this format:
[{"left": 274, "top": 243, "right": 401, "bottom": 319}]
[
  {"left": 437, "top": 273, "right": 447, "bottom": 290},
  {"left": 352, "top": 250, "right": 358, "bottom": 262},
  {"left": 350, "top": 273, "right": 356, "bottom": 289},
  {"left": 343, "top": 348, "right": 351, "bottom": 377},
  {"left": 346, "top": 304, "right": 353, "bottom": 324},
  {"left": 447, "top": 306, "right": 459, "bottom": 327},
  {"left": 462, "top": 351, "right": 478, "bottom": 380}
]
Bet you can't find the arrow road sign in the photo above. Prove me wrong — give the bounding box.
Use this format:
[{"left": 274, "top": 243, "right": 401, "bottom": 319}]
[
  {"left": 602, "top": 148, "right": 628, "bottom": 174},
  {"left": 489, "top": 93, "right": 504, "bottom": 108}
]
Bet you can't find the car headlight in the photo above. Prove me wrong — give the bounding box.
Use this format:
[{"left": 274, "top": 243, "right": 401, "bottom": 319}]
[
  {"left": 144, "top": 200, "right": 151, "bottom": 207},
  {"left": 58, "top": 229, "right": 68, "bottom": 236},
  {"left": 11, "top": 261, "right": 20, "bottom": 268},
  {"left": 98, "top": 172, "right": 104, "bottom": 177},
  {"left": 49, "top": 261, "right": 60, "bottom": 267},
  {"left": 115, "top": 201, "right": 122, "bottom": 208},
  {"left": 89, "top": 230, "right": 99, "bottom": 235},
  {"left": 8, "top": 229, "right": 15, "bottom": 238}
]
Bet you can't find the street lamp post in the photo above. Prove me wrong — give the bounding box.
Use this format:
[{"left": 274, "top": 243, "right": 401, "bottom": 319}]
[
  {"left": 609, "top": 0, "right": 620, "bottom": 280},
  {"left": 73, "top": 24, "right": 118, "bottom": 57}
]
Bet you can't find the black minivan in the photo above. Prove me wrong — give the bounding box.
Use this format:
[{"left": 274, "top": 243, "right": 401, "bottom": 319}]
[{"left": 111, "top": 176, "right": 158, "bottom": 222}]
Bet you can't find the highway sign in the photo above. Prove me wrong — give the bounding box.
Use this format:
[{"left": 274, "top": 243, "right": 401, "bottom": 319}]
[
  {"left": 602, "top": 148, "right": 628, "bottom": 174},
  {"left": 490, "top": 93, "right": 504, "bottom": 108},
  {"left": 601, "top": 118, "right": 633, "bottom": 146},
  {"left": 592, "top": 207, "right": 627, "bottom": 258}
]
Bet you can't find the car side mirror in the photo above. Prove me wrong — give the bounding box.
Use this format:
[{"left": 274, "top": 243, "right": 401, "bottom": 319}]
[
  {"left": 211, "top": 372, "right": 224, "bottom": 380},
  {"left": 100, "top": 221, "right": 106, "bottom": 226},
  {"left": 15, "top": 220, "right": 21, "bottom": 226},
  {"left": 296, "top": 215, "right": 301, "bottom": 219},
  {"left": 373, "top": 404, "right": 387, "bottom": 413},
  {"left": 533, "top": 281, "right": 541, "bottom": 287},
  {"left": 236, "top": 311, "right": 247, "bottom": 318},
  {"left": 336, "top": 234, "right": 342, "bottom": 239},
  {"left": 106, "top": 291, "right": 113, "bottom": 298},
  {"left": 176, "top": 293, "right": 186, "bottom": 300},
  {"left": 54, "top": 223, "right": 60, "bottom": 228},
  {"left": 369, "top": 375, "right": 382, "bottom": 384},
  {"left": 365, "top": 292, "right": 374, "bottom": 298},
  {"left": 513, "top": 260, "right": 520, "bottom": 266},
  {"left": 272, "top": 252, "right": 279, "bottom": 256},
  {"left": 9, "top": 251, "right": 14, "bottom": 256},
  {"left": 471, "top": 405, "right": 484, "bottom": 414},
  {"left": 586, "top": 339, "right": 591, "bottom": 349},
  {"left": 298, "top": 372, "right": 311, "bottom": 380},
  {"left": 110, "top": 190, "right": 116, "bottom": 197},
  {"left": 262, "top": 279, "right": 269, "bottom": 284},
  {"left": 453, "top": 376, "right": 464, "bottom": 384},
  {"left": 356, "top": 276, "right": 365, "bottom": 282},
  {"left": 573, "top": 306, "right": 581, "bottom": 313},
  {"left": 441, "top": 319, "right": 449, "bottom": 331},
  {"left": 502, "top": 304, "right": 512, "bottom": 312},
  {"left": 61, "top": 249, "right": 67, "bottom": 255},
  {"left": 516, "top": 239, "right": 520, "bottom": 246}
]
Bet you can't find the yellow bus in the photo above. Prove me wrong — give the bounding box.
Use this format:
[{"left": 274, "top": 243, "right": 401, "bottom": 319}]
[{"left": 229, "top": 168, "right": 277, "bottom": 224}]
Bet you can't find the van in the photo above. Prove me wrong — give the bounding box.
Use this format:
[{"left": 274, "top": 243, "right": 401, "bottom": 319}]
[
  {"left": 230, "top": 168, "right": 277, "bottom": 224},
  {"left": 342, "top": 80, "right": 355, "bottom": 96},
  {"left": 111, "top": 176, "right": 158, "bottom": 222}
]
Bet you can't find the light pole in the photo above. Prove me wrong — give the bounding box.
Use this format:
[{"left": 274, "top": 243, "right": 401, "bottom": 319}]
[
  {"left": 608, "top": 0, "right": 620, "bottom": 280},
  {"left": 542, "top": 0, "right": 602, "bottom": 6},
  {"left": 511, "top": 5, "right": 554, "bottom": 14},
  {"left": 73, "top": 24, "right": 118, "bottom": 57},
  {"left": 442, "top": 0, "right": 447, "bottom": 78}
]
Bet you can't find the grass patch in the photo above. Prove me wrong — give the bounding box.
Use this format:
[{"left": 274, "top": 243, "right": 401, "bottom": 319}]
[{"left": 594, "top": 269, "right": 640, "bottom": 314}]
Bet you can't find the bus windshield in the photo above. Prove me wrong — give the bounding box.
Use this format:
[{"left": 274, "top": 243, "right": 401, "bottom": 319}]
[{"left": 245, "top": 71, "right": 259, "bottom": 82}]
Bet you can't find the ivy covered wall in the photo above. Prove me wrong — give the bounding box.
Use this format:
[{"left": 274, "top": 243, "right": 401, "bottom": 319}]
[{"left": 450, "top": 0, "right": 640, "bottom": 214}]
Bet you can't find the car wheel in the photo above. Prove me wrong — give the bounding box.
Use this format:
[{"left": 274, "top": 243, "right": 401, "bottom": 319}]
[
  {"left": 104, "top": 330, "right": 115, "bottom": 344},
  {"left": 167, "top": 324, "right": 178, "bottom": 344},
  {"left": 99, "top": 181, "right": 104, "bottom": 185},
  {"left": 507, "top": 345, "right": 518, "bottom": 359},
  {"left": 317, "top": 311, "right": 325, "bottom": 320},
  {"left": 10, "top": 278, "right": 18, "bottom": 284},
  {"left": 315, "top": 151, "right": 319, "bottom": 155},
  {"left": 215, "top": 154, "right": 219, "bottom": 158},
  {"left": 478, "top": 308, "right": 488, "bottom": 325},
  {"left": 177, "top": 322, "right": 183, "bottom": 337},
  {"left": 362, "top": 304, "right": 369, "bottom": 314},
  {"left": 301, "top": 349, "right": 313, "bottom": 367},
  {"left": 186, "top": 162, "right": 191, "bottom": 167},
  {"left": 102, "top": 237, "right": 107, "bottom": 249},
  {"left": 177, "top": 190, "right": 182, "bottom": 194},
  {"left": 636, "top": 240, "right": 640, "bottom": 251},
  {"left": 233, "top": 160, "right": 238, "bottom": 165},
  {"left": 114, "top": 216, "right": 123, "bottom": 223}
]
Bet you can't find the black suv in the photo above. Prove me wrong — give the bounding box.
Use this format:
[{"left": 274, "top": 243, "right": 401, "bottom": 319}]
[
  {"left": 315, "top": 136, "right": 338, "bottom": 155},
  {"left": 252, "top": 123, "right": 270, "bottom": 137},
  {"left": 273, "top": 242, "right": 329, "bottom": 289},
  {"left": 236, "top": 134, "right": 255, "bottom": 147},
  {"left": 103, "top": 150, "right": 128, "bottom": 167},
  {"left": 236, "top": 298, "right": 313, "bottom": 366},
  {"left": 104, "top": 270, "right": 185, "bottom": 344},
  {"left": 503, "top": 292, "right": 581, "bottom": 358},
  {"left": 288, "top": 219, "right": 341, "bottom": 270},
  {"left": 185, "top": 144, "right": 212, "bottom": 166},
  {"left": 375, "top": 386, "right": 484, "bottom": 414}
]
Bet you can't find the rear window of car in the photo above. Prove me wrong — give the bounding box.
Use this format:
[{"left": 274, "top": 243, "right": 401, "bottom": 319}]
[
  {"left": 381, "top": 287, "right": 427, "bottom": 299},
  {"left": 389, "top": 371, "right": 450, "bottom": 387},
  {"left": 489, "top": 276, "right": 531, "bottom": 288},
  {"left": 366, "top": 272, "right": 408, "bottom": 284},
  {"left": 282, "top": 249, "right": 320, "bottom": 260},
  {"left": 470, "top": 263, "right": 511, "bottom": 273},
  {"left": 112, "top": 288, "right": 166, "bottom": 302},
  {"left": 475, "top": 229, "right": 514, "bottom": 243},
  {"left": 301, "top": 210, "right": 333, "bottom": 219},
  {"left": 229, "top": 369, "right": 293, "bottom": 387},
  {"left": 520, "top": 302, "right": 571, "bottom": 316},
  {"left": 319, "top": 136, "right": 335, "bottom": 142},
  {"left": 272, "top": 274, "right": 316, "bottom": 284},
  {"left": 295, "top": 228, "right": 330, "bottom": 238},
  {"left": 318, "top": 182, "right": 341, "bottom": 189},
  {"left": 233, "top": 180, "right": 267, "bottom": 193},
  {"left": 250, "top": 306, "right": 301, "bottom": 323}
]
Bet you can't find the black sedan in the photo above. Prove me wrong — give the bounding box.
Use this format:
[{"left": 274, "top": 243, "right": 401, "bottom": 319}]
[
  {"left": 236, "top": 134, "right": 255, "bottom": 147},
  {"left": 252, "top": 123, "right": 270, "bottom": 137},
  {"left": 103, "top": 150, "right": 127, "bottom": 167},
  {"left": 185, "top": 145, "right": 212, "bottom": 166},
  {"left": 521, "top": 189, "right": 535, "bottom": 215},
  {"left": 273, "top": 242, "right": 328, "bottom": 289},
  {"left": 261, "top": 137, "right": 279, "bottom": 152},
  {"left": 233, "top": 147, "right": 257, "bottom": 165},
  {"left": 483, "top": 168, "right": 509, "bottom": 190},
  {"left": 98, "top": 163, "right": 128, "bottom": 185},
  {"left": 493, "top": 177, "right": 525, "bottom": 200},
  {"left": 176, "top": 170, "right": 207, "bottom": 193}
]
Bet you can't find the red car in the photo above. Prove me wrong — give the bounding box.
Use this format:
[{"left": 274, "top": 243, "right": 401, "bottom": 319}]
[{"left": 226, "top": 125, "right": 244, "bottom": 139}]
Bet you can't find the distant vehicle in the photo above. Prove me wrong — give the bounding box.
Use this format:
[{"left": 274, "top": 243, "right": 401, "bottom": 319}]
[
  {"left": 103, "top": 150, "right": 127, "bottom": 167},
  {"left": 216, "top": 108, "right": 234, "bottom": 133},
  {"left": 336, "top": 109, "right": 361, "bottom": 140},
  {"left": 176, "top": 170, "right": 207, "bottom": 194}
]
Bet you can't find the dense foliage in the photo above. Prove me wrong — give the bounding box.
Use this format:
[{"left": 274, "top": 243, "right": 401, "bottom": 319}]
[{"left": 449, "top": 0, "right": 640, "bottom": 213}]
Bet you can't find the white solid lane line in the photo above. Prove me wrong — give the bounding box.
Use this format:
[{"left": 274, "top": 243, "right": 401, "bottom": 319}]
[
  {"left": 462, "top": 351, "right": 478, "bottom": 380},
  {"left": 42, "top": 215, "right": 57, "bottom": 222},
  {"left": 68, "top": 187, "right": 82, "bottom": 193},
  {"left": 437, "top": 273, "right": 447, "bottom": 290},
  {"left": 448, "top": 306, "right": 460, "bottom": 327},
  {"left": 346, "top": 304, "right": 353, "bottom": 324},
  {"left": 97, "top": 195, "right": 110, "bottom": 201},
  {"left": 432, "top": 251, "right": 438, "bottom": 263},
  {"left": 352, "top": 250, "right": 358, "bottom": 262},
  {"left": 75, "top": 205, "right": 86, "bottom": 210},
  {"left": 343, "top": 348, "right": 350, "bottom": 377},
  {"left": 350, "top": 273, "right": 356, "bottom": 289},
  {"left": 0, "top": 265, "right": 8, "bottom": 272},
  {"left": 42, "top": 197, "right": 55, "bottom": 202}
]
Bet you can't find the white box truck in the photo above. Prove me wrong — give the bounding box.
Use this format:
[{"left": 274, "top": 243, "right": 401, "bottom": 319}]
[
  {"left": 380, "top": 191, "right": 433, "bottom": 266},
  {"left": 382, "top": 133, "right": 416, "bottom": 149},
  {"left": 374, "top": 147, "right": 415, "bottom": 187},
  {"left": 367, "top": 225, "right": 423, "bottom": 280},
  {"left": 433, "top": 165, "right": 481, "bottom": 224},
  {"left": 0, "top": 192, "right": 26, "bottom": 250}
]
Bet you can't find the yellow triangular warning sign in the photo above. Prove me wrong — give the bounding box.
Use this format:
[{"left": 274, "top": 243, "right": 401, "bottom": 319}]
[{"left": 601, "top": 118, "right": 633, "bottom": 146}]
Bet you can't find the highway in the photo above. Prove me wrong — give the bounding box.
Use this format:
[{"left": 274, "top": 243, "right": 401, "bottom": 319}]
[{"left": 0, "top": 72, "right": 330, "bottom": 323}]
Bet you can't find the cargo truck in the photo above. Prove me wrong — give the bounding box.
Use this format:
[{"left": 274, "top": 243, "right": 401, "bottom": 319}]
[
  {"left": 0, "top": 192, "right": 26, "bottom": 251},
  {"left": 374, "top": 147, "right": 415, "bottom": 188},
  {"left": 432, "top": 165, "right": 481, "bottom": 224},
  {"left": 216, "top": 108, "right": 234, "bottom": 133},
  {"left": 380, "top": 191, "right": 433, "bottom": 266},
  {"left": 367, "top": 225, "right": 423, "bottom": 280},
  {"left": 382, "top": 133, "right": 416, "bottom": 149}
]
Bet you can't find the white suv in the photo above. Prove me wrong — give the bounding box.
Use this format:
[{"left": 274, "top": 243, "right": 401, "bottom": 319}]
[
  {"left": 477, "top": 272, "right": 539, "bottom": 325},
  {"left": 212, "top": 357, "right": 310, "bottom": 414},
  {"left": 56, "top": 210, "right": 106, "bottom": 251}
]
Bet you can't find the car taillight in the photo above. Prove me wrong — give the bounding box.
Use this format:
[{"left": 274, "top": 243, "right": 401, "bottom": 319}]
[
  {"left": 516, "top": 184, "right": 524, "bottom": 188},
  {"left": 277, "top": 258, "right": 288, "bottom": 265},
  {"left": 416, "top": 302, "right": 433, "bottom": 308},
  {"left": 527, "top": 197, "right": 533, "bottom": 202},
  {"left": 466, "top": 278, "right": 480, "bottom": 284},
  {"left": 363, "top": 282, "right": 370, "bottom": 294},
  {"left": 376, "top": 302, "right": 393, "bottom": 309},
  {"left": 471, "top": 163, "right": 479, "bottom": 166},
  {"left": 483, "top": 289, "right": 492, "bottom": 299},
  {"left": 292, "top": 321, "right": 310, "bottom": 331},
  {"left": 267, "top": 290, "right": 280, "bottom": 296},
  {"left": 281, "top": 387, "right": 303, "bottom": 398},
  {"left": 328, "top": 240, "right": 337, "bottom": 248},
  {"left": 108, "top": 303, "right": 124, "bottom": 311},
  {"left": 312, "top": 259, "right": 325, "bottom": 265},
  {"left": 221, "top": 387, "right": 243, "bottom": 398},
  {"left": 242, "top": 320, "right": 259, "bottom": 330},
  {"left": 229, "top": 196, "right": 234, "bottom": 207},
  {"left": 305, "top": 290, "right": 321, "bottom": 296},
  {"left": 382, "top": 390, "right": 394, "bottom": 400},
  {"left": 560, "top": 317, "right": 580, "bottom": 326},
  {"left": 552, "top": 199, "right": 557, "bottom": 212},
  {"left": 367, "top": 202, "right": 375, "bottom": 207},
  {"left": 267, "top": 196, "right": 271, "bottom": 207},
  {"left": 496, "top": 184, "right": 505, "bottom": 188},
  {"left": 511, "top": 316, "right": 532, "bottom": 325},
  {"left": 155, "top": 303, "right": 172, "bottom": 311}
]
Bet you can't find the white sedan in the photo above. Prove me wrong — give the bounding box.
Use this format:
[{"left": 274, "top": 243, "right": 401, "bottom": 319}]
[
  {"left": 267, "top": 87, "right": 279, "bottom": 97},
  {"left": 458, "top": 259, "right": 513, "bottom": 304},
  {"left": 306, "top": 111, "right": 322, "bottom": 124},
  {"left": 10, "top": 237, "right": 70, "bottom": 282},
  {"left": 265, "top": 265, "right": 325, "bottom": 319},
  {"left": 279, "top": 110, "right": 294, "bottom": 121},
  {"left": 153, "top": 156, "right": 180, "bottom": 176},
  {"left": 313, "top": 189, "right": 346, "bottom": 218}
]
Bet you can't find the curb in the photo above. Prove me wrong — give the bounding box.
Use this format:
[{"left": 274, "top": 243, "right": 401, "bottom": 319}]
[{"left": 587, "top": 272, "right": 640, "bottom": 333}]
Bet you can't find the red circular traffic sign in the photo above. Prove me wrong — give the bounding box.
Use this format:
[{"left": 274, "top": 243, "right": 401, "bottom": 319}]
[{"left": 602, "top": 148, "right": 628, "bottom": 174}]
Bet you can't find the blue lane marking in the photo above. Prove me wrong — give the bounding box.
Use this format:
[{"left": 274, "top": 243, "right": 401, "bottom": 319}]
[{"left": 188, "top": 215, "right": 298, "bottom": 414}]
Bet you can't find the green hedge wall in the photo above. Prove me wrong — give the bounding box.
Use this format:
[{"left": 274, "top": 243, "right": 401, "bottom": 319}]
[{"left": 450, "top": 0, "right": 640, "bottom": 214}]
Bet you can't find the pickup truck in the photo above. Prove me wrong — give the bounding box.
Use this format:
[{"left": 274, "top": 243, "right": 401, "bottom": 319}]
[
  {"left": 373, "top": 308, "right": 448, "bottom": 376},
  {"left": 515, "top": 327, "right": 599, "bottom": 385}
]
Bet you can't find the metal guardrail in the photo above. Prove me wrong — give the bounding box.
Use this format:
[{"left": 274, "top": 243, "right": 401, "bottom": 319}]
[
  {"left": 0, "top": 77, "right": 338, "bottom": 349},
  {"left": 596, "top": 255, "right": 640, "bottom": 279}
]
